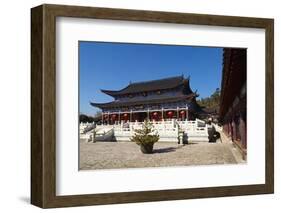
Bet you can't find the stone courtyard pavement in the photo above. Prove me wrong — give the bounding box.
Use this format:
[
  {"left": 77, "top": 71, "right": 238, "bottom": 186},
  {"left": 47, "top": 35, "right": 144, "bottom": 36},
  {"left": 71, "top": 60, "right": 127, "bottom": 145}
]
[{"left": 79, "top": 141, "right": 245, "bottom": 170}]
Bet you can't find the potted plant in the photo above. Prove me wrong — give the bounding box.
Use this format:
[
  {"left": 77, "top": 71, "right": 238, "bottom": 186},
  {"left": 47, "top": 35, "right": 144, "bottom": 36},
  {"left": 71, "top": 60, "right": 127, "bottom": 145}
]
[{"left": 130, "top": 119, "right": 159, "bottom": 154}]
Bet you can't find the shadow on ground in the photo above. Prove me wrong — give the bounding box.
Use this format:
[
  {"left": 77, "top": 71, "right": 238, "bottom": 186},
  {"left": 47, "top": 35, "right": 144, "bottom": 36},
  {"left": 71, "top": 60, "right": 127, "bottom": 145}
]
[
  {"left": 153, "top": 147, "right": 177, "bottom": 153},
  {"left": 186, "top": 142, "right": 198, "bottom": 145}
]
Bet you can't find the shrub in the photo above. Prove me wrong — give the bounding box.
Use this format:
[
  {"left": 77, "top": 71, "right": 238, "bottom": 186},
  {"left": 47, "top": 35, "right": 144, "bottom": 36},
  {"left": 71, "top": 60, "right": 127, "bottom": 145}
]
[{"left": 130, "top": 120, "right": 159, "bottom": 153}]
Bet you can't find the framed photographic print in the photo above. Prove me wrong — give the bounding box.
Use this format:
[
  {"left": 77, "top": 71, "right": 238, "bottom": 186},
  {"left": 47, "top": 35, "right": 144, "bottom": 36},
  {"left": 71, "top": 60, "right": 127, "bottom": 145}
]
[{"left": 31, "top": 4, "right": 274, "bottom": 208}]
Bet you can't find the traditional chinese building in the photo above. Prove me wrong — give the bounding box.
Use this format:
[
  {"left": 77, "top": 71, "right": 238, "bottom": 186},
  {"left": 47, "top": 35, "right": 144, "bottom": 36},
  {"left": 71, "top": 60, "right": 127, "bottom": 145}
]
[
  {"left": 219, "top": 48, "right": 247, "bottom": 158},
  {"left": 90, "top": 75, "right": 203, "bottom": 124}
]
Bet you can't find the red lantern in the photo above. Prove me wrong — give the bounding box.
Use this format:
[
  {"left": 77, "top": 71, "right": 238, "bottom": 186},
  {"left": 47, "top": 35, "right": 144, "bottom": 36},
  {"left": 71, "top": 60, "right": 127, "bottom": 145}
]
[
  {"left": 122, "top": 113, "right": 128, "bottom": 121},
  {"left": 167, "top": 111, "right": 173, "bottom": 118},
  {"left": 153, "top": 112, "right": 158, "bottom": 116},
  {"left": 123, "top": 113, "right": 128, "bottom": 120},
  {"left": 180, "top": 111, "right": 185, "bottom": 115}
]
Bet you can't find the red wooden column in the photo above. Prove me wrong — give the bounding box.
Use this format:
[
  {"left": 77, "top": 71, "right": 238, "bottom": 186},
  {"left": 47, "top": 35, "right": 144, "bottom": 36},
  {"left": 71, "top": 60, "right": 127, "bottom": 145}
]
[
  {"left": 239, "top": 114, "right": 247, "bottom": 149},
  {"left": 228, "top": 122, "right": 232, "bottom": 137},
  {"left": 231, "top": 120, "right": 234, "bottom": 141}
]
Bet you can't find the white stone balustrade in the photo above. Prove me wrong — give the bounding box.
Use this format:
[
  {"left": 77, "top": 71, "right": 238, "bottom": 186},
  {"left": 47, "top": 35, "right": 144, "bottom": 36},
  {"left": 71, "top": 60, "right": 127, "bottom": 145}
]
[{"left": 80, "top": 119, "right": 211, "bottom": 143}]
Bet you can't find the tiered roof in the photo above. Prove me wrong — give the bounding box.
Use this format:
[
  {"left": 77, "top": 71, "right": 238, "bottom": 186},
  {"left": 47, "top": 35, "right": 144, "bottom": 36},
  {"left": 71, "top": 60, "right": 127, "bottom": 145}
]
[
  {"left": 91, "top": 75, "right": 197, "bottom": 109},
  {"left": 100, "top": 75, "right": 192, "bottom": 96},
  {"left": 91, "top": 94, "right": 196, "bottom": 108}
]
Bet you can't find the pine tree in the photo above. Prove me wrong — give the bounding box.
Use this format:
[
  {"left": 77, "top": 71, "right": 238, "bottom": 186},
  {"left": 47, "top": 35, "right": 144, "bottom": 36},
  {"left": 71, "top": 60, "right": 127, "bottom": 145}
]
[
  {"left": 197, "top": 88, "right": 220, "bottom": 108},
  {"left": 131, "top": 120, "right": 159, "bottom": 153}
]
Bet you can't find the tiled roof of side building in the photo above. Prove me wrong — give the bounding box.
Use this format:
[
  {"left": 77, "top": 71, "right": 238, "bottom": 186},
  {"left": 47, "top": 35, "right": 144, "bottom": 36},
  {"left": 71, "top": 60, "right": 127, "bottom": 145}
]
[{"left": 100, "top": 75, "right": 188, "bottom": 96}]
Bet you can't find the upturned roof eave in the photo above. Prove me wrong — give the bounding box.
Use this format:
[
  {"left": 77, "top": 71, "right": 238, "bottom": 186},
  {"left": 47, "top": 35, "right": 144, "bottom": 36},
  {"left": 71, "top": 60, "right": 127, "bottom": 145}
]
[{"left": 90, "top": 93, "right": 196, "bottom": 109}]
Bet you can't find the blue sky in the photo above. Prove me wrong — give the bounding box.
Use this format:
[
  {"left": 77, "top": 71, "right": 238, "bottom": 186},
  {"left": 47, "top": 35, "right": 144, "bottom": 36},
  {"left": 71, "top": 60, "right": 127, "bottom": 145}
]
[{"left": 79, "top": 41, "right": 223, "bottom": 116}]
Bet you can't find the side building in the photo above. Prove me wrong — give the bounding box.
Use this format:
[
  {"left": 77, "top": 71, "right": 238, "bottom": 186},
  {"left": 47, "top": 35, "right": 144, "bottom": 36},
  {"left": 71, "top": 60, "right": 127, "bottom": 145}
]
[
  {"left": 219, "top": 48, "right": 247, "bottom": 159},
  {"left": 90, "top": 75, "right": 203, "bottom": 124}
]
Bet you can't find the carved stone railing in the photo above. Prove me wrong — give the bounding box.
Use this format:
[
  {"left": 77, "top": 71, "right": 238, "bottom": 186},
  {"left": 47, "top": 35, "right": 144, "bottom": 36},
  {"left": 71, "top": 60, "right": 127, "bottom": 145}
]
[{"left": 80, "top": 119, "right": 210, "bottom": 143}]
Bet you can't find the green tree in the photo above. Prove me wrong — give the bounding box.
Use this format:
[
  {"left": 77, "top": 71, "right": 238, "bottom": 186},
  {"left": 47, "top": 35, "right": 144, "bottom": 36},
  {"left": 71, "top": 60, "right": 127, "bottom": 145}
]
[
  {"left": 197, "top": 88, "right": 220, "bottom": 108},
  {"left": 94, "top": 110, "right": 102, "bottom": 118},
  {"left": 79, "top": 114, "right": 95, "bottom": 123},
  {"left": 79, "top": 114, "right": 89, "bottom": 123},
  {"left": 131, "top": 120, "right": 159, "bottom": 154}
]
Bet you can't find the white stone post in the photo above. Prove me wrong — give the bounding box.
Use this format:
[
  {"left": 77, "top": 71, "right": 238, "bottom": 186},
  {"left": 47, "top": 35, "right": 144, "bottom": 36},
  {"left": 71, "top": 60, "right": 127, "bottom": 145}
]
[
  {"left": 118, "top": 111, "right": 121, "bottom": 125},
  {"left": 172, "top": 119, "right": 175, "bottom": 127},
  {"left": 185, "top": 105, "right": 188, "bottom": 121}
]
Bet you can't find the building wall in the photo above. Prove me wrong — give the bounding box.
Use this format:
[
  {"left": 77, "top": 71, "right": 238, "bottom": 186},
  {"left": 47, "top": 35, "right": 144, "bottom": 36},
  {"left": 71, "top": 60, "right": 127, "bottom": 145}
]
[
  {"left": 220, "top": 49, "right": 247, "bottom": 158},
  {"left": 222, "top": 83, "right": 247, "bottom": 157}
]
